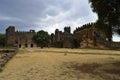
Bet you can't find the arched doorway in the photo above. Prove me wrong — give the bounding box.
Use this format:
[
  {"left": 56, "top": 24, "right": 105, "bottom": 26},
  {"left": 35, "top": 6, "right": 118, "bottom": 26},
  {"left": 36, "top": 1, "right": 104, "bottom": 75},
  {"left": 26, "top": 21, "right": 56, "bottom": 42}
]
[
  {"left": 31, "top": 44, "right": 33, "bottom": 48},
  {"left": 19, "top": 44, "right": 21, "bottom": 48}
]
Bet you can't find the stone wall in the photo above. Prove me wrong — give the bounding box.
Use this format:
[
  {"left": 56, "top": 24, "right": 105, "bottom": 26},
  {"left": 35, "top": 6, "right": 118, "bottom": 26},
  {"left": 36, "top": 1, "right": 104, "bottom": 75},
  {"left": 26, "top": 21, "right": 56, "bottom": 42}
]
[
  {"left": 112, "top": 42, "right": 120, "bottom": 49},
  {"left": 50, "top": 27, "right": 77, "bottom": 48},
  {"left": 0, "top": 50, "right": 17, "bottom": 71},
  {"left": 6, "top": 26, "right": 16, "bottom": 47},
  {"left": 6, "top": 24, "right": 109, "bottom": 49},
  {"left": 74, "top": 23, "right": 107, "bottom": 48},
  {"left": 6, "top": 26, "right": 36, "bottom": 48}
]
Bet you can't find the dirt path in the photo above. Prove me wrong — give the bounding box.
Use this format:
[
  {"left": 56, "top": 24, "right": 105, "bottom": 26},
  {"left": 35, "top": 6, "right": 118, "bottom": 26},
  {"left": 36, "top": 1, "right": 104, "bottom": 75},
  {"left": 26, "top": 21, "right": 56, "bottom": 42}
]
[{"left": 0, "top": 48, "right": 120, "bottom": 80}]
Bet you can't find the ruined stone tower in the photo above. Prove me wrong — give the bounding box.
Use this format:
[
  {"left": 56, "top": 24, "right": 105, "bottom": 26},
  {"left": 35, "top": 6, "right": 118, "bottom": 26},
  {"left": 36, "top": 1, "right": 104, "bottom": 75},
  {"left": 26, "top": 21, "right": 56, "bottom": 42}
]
[
  {"left": 6, "top": 26, "right": 16, "bottom": 47},
  {"left": 50, "top": 27, "right": 77, "bottom": 48},
  {"left": 64, "top": 27, "right": 71, "bottom": 33}
]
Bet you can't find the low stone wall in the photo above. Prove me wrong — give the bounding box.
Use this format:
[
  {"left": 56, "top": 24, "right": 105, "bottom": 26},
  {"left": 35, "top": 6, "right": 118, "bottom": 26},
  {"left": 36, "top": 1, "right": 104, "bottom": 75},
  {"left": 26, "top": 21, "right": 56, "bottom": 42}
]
[
  {"left": 112, "top": 42, "right": 120, "bottom": 49},
  {"left": 0, "top": 50, "right": 17, "bottom": 71}
]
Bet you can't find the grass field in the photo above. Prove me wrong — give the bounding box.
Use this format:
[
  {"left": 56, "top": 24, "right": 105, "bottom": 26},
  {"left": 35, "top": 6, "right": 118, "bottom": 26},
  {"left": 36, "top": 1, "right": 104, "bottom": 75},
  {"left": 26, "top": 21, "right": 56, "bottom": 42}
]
[{"left": 0, "top": 48, "right": 120, "bottom": 80}]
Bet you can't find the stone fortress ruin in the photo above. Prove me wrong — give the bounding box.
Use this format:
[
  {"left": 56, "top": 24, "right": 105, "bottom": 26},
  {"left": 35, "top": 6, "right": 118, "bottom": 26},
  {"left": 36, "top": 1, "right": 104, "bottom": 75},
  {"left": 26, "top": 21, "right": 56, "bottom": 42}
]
[
  {"left": 74, "top": 23, "right": 107, "bottom": 48},
  {"left": 50, "top": 23, "right": 108, "bottom": 48},
  {"left": 5, "top": 23, "right": 108, "bottom": 48},
  {"left": 6, "top": 26, "right": 37, "bottom": 48},
  {"left": 50, "top": 27, "right": 77, "bottom": 48}
]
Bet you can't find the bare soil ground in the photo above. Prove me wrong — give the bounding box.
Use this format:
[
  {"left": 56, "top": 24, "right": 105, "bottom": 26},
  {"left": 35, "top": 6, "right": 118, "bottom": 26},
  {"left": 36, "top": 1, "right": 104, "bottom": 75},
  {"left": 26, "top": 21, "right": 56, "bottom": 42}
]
[{"left": 0, "top": 48, "right": 120, "bottom": 80}]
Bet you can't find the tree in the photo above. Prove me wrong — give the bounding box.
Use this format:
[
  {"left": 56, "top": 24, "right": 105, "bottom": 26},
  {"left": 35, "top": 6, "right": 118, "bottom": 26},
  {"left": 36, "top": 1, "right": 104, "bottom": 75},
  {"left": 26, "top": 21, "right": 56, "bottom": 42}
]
[
  {"left": 0, "top": 34, "right": 5, "bottom": 47},
  {"left": 32, "top": 30, "right": 50, "bottom": 48},
  {"left": 89, "top": 0, "right": 120, "bottom": 48}
]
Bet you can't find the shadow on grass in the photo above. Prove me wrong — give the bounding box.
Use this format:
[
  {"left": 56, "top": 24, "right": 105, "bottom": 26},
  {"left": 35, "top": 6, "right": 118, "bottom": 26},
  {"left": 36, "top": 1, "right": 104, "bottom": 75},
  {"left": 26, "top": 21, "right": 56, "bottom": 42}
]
[
  {"left": 62, "top": 61, "right": 120, "bottom": 80},
  {"left": 63, "top": 62, "right": 101, "bottom": 74},
  {"left": 104, "top": 69, "right": 120, "bottom": 75},
  {"left": 103, "top": 61, "right": 120, "bottom": 75},
  {"left": 72, "top": 63, "right": 101, "bottom": 74}
]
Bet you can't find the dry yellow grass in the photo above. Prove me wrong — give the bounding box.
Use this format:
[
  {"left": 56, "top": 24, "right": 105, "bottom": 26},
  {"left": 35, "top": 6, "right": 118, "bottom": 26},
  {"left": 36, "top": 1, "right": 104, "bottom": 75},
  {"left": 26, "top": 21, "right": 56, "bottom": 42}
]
[{"left": 0, "top": 48, "right": 120, "bottom": 80}]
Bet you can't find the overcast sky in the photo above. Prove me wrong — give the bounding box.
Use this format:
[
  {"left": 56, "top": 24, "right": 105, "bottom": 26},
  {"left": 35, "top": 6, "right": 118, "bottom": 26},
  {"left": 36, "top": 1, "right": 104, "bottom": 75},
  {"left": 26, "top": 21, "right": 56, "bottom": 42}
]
[{"left": 0, "top": 0, "right": 119, "bottom": 41}]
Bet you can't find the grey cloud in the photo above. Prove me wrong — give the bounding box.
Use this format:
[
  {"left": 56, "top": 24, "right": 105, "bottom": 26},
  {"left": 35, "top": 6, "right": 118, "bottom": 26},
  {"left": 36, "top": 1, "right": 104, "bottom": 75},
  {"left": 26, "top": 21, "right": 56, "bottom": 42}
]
[{"left": 0, "top": 0, "right": 97, "bottom": 34}]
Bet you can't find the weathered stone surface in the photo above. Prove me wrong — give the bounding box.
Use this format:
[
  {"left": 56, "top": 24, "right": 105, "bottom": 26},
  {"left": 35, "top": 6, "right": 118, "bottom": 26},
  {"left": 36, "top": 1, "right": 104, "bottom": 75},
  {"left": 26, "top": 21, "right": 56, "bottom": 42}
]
[
  {"left": 6, "top": 26, "right": 37, "bottom": 48},
  {"left": 0, "top": 50, "right": 16, "bottom": 69},
  {"left": 5, "top": 24, "right": 109, "bottom": 49},
  {"left": 50, "top": 24, "right": 108, "bottom": 49},
  {"left": 74, "top": 23, "right": 108, "bottom": 48},
  {"left": 50, "top": 27, "right": 77, "bottom": 48}
]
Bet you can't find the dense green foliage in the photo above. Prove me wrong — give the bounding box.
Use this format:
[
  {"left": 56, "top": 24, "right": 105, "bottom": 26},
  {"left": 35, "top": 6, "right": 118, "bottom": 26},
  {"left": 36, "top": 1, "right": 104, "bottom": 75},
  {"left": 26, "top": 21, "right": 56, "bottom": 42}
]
[
  {"left": 0, "top": 34, "right": 5, "bottom": 47},
  {"left": 89, "top": 0, "right": 120, "bottom": 36},
  {"left": 32, "top": 30, "right": 50, "bottom": 48}
]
